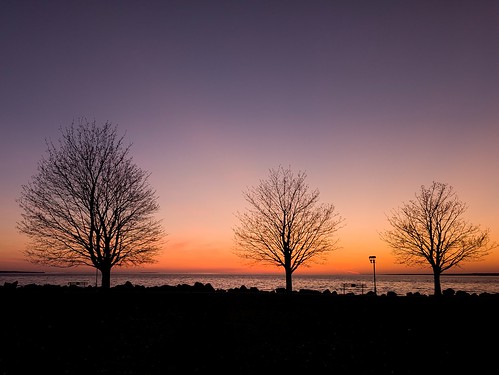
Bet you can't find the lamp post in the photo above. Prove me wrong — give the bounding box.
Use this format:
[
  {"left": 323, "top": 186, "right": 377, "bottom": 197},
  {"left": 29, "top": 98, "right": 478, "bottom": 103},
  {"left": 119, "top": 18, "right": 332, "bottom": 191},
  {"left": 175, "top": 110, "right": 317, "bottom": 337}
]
[{"left": 369, "top": 255, "right": 377, "bottom": 295}]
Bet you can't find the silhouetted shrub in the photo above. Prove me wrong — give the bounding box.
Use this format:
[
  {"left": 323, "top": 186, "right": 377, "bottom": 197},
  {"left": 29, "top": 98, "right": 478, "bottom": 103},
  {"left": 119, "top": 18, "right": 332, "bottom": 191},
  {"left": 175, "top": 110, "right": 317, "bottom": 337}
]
[{"left": 443, "top": 288, "right": 455, "bottom": 296}]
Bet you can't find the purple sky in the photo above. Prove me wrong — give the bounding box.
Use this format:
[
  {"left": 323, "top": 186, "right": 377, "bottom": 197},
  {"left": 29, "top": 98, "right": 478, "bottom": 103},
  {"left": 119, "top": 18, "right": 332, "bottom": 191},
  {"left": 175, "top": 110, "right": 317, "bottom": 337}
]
[{"left": 1, "top": 0, "right": 499, "bottom": 274}]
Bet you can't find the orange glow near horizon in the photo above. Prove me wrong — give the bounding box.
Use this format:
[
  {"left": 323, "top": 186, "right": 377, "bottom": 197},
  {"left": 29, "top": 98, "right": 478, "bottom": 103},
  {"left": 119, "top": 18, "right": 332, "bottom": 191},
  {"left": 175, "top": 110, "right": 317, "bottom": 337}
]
[
  {"left": 2, "top": 170, "right": 499, "bottom": 275},
  {"left": 3, "top": 228, "right": 499, "bottom": 275}
]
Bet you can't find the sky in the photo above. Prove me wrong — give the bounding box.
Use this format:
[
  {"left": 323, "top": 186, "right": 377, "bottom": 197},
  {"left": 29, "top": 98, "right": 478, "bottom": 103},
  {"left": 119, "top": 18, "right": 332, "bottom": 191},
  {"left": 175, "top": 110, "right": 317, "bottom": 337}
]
[{"left": 1, "top": 0, "right": 499, "bottom": 276}]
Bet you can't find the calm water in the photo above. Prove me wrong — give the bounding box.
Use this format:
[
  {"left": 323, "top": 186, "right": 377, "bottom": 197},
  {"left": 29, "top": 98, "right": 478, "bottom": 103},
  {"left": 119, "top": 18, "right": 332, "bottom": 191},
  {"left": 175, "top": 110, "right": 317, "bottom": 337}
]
[{"left": 2, "top": 272, "right": 499, "bottom": 296}]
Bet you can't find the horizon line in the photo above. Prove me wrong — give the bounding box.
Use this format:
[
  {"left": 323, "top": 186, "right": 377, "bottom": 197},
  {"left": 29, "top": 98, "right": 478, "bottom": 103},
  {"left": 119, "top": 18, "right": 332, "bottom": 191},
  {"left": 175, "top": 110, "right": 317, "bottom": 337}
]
[{"left": 2, "top": 270, "right": 499, "bottom": 277}]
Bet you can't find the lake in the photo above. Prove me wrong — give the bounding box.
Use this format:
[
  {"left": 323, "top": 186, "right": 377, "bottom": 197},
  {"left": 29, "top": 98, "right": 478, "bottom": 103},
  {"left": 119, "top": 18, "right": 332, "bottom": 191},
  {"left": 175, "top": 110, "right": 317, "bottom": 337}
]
[{"left": 2, "top": 272, "right": 499, "bottom": 296}]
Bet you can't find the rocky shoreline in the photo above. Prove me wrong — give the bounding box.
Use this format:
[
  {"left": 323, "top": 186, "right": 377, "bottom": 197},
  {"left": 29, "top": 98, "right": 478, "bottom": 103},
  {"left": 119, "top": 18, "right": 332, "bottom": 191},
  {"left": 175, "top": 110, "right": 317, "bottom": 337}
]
[{"left": 1, "top": 282, "right": 498, "bottom": 374}]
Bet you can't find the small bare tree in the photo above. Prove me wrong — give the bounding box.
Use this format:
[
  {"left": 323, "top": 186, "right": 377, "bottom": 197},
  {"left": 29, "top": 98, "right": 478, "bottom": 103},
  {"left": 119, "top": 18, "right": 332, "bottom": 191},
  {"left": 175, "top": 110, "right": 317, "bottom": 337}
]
[
  {"left": 17, "top": 119, "right": 166, "bottom": 288},
  {"left": 233, "top": 166, "right": 345, "bottom": 292},
  {"left": 380, "top": 181, "right": 496, "bottom": 296}
]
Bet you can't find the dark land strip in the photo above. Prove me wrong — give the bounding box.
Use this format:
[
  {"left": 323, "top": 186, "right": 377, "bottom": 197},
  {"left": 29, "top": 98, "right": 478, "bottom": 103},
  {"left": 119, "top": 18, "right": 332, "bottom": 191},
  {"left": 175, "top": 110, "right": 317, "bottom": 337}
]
[{"left": 1, "top": 283, "right": 498, "bottom": 374}]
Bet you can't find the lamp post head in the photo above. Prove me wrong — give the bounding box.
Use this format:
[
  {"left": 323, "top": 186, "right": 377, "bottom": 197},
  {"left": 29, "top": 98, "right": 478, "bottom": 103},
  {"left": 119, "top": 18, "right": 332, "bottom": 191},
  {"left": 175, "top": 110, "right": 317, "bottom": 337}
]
[{"left": 369, "top": 255, "right": 376, "bottom": 263}]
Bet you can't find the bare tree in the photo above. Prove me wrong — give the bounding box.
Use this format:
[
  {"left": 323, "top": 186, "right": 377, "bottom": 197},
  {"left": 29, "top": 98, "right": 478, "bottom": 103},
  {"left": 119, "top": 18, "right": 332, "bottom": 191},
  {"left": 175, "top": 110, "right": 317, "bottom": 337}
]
[
  {"left": 233, "top": 166, "right": 345, "bottom": 292},
  {"left": 17, "top": 119, "right": 166, "bottom": 288},
  {"left": 380, "top": 181, "right": 496, "bottom": 296}
]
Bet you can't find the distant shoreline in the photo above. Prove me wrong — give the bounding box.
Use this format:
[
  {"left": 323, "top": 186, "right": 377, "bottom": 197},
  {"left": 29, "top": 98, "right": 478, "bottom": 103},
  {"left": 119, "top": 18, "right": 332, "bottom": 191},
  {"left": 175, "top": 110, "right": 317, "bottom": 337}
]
[
  {"left": 381, "top": 273, "right": 499, "bottom": 276},
  {"left": 1, "top": 270, "right": 498, "bottom": 276}
]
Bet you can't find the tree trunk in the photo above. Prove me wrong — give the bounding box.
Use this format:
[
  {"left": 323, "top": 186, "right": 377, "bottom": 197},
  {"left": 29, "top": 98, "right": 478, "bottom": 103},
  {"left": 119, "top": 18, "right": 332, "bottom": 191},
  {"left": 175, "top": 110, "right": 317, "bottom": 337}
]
[
  {"left": 285, "top": 267, "right": 293, "bottom": 293},
  {"left": 100, "top": 267, "right": 111, "bottom": 289},
  {"left": 284, "top": 249, "right": 293, "bottom": 293},
  {"left": 433, "top": 270, "right": 442, "bottom": 296}
]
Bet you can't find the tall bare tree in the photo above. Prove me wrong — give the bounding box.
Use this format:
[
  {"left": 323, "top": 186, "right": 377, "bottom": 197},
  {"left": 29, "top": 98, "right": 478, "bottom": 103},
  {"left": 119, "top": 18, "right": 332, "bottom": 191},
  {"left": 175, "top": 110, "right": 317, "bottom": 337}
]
[
  {"left": 17, "top": 119, "right": 166, "bottom": 288},
  {"left": 380, "top": 181, "right": 496, "bottom": 296},
  {"left": 233, "top": 166, "right": 345, "bottom": 292}
]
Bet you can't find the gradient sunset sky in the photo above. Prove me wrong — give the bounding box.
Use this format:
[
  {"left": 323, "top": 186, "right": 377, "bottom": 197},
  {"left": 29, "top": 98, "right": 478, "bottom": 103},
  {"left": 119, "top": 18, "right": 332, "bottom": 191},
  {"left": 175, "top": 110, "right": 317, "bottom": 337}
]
[{"left": 1, "top": 0, "right": 498, "bottom": 275}]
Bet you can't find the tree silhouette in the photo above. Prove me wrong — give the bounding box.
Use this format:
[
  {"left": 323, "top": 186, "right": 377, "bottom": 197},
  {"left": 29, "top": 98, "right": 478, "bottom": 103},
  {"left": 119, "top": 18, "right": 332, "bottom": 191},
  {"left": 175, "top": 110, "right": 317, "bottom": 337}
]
[
  {"left": 380, "top": 181, "right": 496, "bottom": 296},
  {"left": 17, "top": 119, "right": 166, "bottom": 288},
  {"left": 233, "top": 166, "right": 345, "bottom": 292}
]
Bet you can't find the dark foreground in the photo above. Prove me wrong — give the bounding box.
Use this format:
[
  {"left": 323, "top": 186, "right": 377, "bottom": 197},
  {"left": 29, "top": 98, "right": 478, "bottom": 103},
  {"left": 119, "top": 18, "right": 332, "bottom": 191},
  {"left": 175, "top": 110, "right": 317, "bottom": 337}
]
[{"left": 1, "top": 283, "right": 498, "bottom": 374}]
